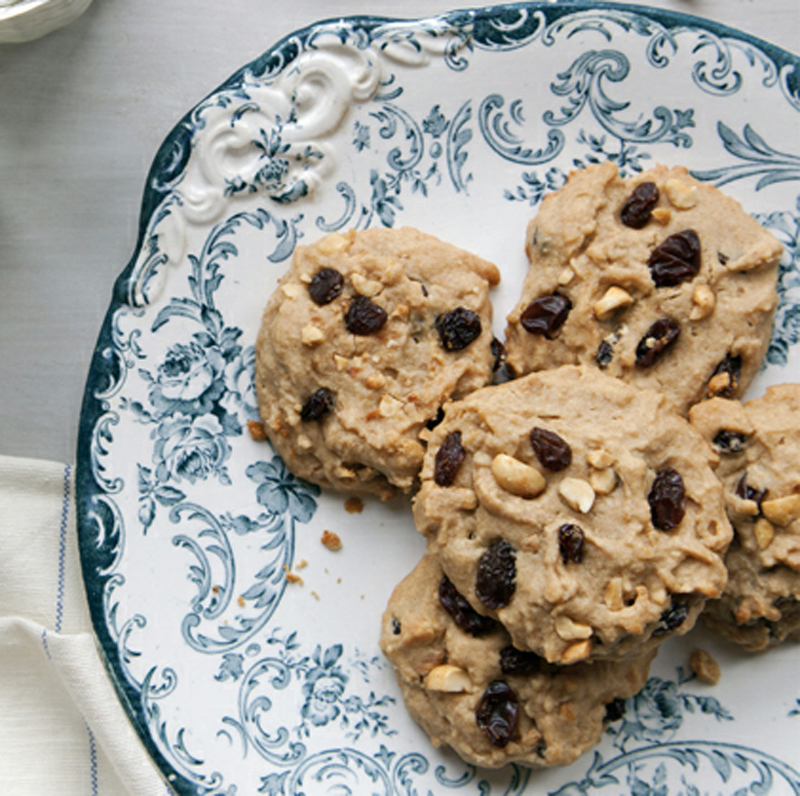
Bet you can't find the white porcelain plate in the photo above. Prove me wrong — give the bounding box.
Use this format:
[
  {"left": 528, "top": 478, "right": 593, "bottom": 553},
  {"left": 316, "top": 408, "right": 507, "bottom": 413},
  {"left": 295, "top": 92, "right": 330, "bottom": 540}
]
[{"left": 77, "top": 4, "right": 800, "bottom": 794}]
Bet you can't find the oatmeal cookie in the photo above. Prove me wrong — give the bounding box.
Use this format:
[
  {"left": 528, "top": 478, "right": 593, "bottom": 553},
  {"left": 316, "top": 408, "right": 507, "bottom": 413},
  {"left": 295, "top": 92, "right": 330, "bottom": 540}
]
[
  {"left": 380, "top": 555, "right": 655, "bottom": 769},
  {"left": 414, "top": 366, "right": 732, "bottom": 664},
  {"left": 504, "top": 162, "right": 783, "bottom": 415},
  {"left": 690, "top": 385, "right": 800, "bottom": 650},
  {"left": 255, "top": 227, "right": 500, "bottom": 498}
]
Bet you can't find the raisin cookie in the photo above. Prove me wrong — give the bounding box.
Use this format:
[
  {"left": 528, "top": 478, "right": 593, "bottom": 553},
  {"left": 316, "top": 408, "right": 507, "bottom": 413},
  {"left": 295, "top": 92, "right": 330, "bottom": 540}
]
[
  {"left": 690, "top": 385, "right": 800, "bottom": 650},
  {"left": 255, "top": 227, "right": 500, "bottom": 498},
  {"left": 414, "top": 366, "right": 732, "bottom": 664},
  {"left": 380, "top": 554, "right": 655, "bottom": 769},
  {"left": 504, "top": 162, "right": 783, "bottom": 415}
]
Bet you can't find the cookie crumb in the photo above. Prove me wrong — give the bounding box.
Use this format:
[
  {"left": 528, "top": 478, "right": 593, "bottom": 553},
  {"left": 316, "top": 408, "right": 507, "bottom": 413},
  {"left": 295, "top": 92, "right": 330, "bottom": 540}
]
[
  {"left": 247, "top": 420, "right": 267, "bottom": 441},
  {"left": 296, "top": 559, "right": 308, "bottom": 570},
  {"left": 321, "top": 530, "right": 342, "bottom": 551},
  {"left": 345, "top": 496, "right": 364, "bottom": 514},
  {"left": 283, "top": 565, "right": 304, "bottom": 585},
  {"left": 237, "top": 596, "right": 245, "bottom": 608},
  {"left": 311, "top": 590, "right": 320, "bottom": 601},
  {"left": 689, "top": 648, "right": 721, "bottom": 685}
]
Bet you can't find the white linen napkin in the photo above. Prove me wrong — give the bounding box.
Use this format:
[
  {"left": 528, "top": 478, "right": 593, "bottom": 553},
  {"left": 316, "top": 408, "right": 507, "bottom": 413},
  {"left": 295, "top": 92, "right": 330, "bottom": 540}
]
[{"left": 0, "top": 455, "right": 171, "bottom": 796}]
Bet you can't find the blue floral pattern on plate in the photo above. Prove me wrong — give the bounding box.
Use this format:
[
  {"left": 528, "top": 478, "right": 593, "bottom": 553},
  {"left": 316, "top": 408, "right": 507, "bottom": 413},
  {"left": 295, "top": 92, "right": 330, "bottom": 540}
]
[{"left": 76, "top": 4, "right": 800, "bottom": 794}]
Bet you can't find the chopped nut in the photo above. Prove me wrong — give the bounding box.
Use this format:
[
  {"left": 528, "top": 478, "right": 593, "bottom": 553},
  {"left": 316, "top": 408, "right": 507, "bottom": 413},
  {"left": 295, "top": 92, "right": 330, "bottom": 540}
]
[
  {"left": 604, "top": 578, "right": 625, "bottom": 612},
  {"left": 664, "top": 178, "right": 699, "bottom": 209},
  {"left": 296, "top": 433, "right": 313, "bottom": 451},
  {"left": 558, "top": 478, "right": 595, "bottom": 513},
  {"left": 707, "top": 372, "right": 733, "bottom": 398},
  {"left": 651, "top": 207, "right": 672, "bottom": 225},
  {"left": 316, "top": 231, "right": 351, "bottom": 255},
  {"left": 351, "top": 272, "right": 383, "bottom": 297},
  {"left": 561, "top": 639, "right": 592, "bottom": 664},
  {"left": 281, "top": 282, "right": 303, "bottom": 299},
  {"left": 554, "top": 615, "right": 593, "bottom": 641},
  {"left": 301, "top": 323, "right": 325, "bottom": 347},
  {"left": 425, "top": 664, "right": 472, "bottom": 693},
  {"left": 689, "top": 648, "right": 721, "bottom": 685},
  {"left": 247, "top": 420, "right": 267, "bottom": 441},
  {"left": 761, "top": 494, "right": 800, "bottom": 527},
  {"left": 593, "top": 286, "right": 634, "bottom": 321},
  {"left": 365, "top": 372, "right": 386, "bottom": 389},
  {"left": 321, "top": 530, "right": 342, "bottom": 551},
  {"left": 690, "top": 283, "right": 716, "bottom": 321},
  {"left": 587, "top": 449, "right": 614, "bottom": 469},
  {"left": 557, "top": 267, "right": 575, "bottom": 286},
  {"left": 590, "top": 467, "right": 617, "bottom": 495},
  {"left": 753, "top": 517, "right": 774, "bottom": 550},
  {"left": 491, "top": 453, "right": 547, "bottom": 498},
  {"left": 333, "top": 354, "right": 349, "bottom": 371}
]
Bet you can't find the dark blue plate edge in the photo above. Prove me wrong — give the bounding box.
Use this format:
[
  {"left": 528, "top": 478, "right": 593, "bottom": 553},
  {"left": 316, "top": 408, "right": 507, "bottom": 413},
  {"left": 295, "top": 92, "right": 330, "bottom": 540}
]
[{"left": 73, "top": 3, "right": 800, "bottom": 794}]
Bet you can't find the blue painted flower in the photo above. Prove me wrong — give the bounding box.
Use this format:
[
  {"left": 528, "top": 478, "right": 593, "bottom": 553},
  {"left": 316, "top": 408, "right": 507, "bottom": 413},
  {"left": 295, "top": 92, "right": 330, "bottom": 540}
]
[
  {"left": 301, "top": 669, "right": 347, "bottom": 727},
  {"left": 620, "top": 678, "right": 683, "bottom": 744},
  {"left": 246, "top": 456, "right": 320, "bottom": 523},
  {"left": 352, "top": 121, "right": 371, "bottom": 151},
  {"left": 222, "top": 344, "right": 259, "bottom": 421},
  {"left": 422, "top": 105, "right": 448, "bottom": 138},
  {"left": 153, "top": 413, "right": 232, "bottom": 484},
  {"left": 149, "top": 341, "right": 226, "bottom": 417}
]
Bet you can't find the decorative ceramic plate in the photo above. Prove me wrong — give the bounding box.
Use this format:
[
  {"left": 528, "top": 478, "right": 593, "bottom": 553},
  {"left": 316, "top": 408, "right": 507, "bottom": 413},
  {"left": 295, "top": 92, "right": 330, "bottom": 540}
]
[{"left": 77, "top": 3, "right": 800, "bottom": 794}]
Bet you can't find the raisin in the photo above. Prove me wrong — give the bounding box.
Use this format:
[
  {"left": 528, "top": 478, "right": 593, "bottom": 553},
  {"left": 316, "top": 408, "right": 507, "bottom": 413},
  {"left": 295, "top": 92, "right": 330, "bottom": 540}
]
[
  {"left": 499, "top": 646, "right": 544, "bottom": 676},
  {"left": 476, "top": 680, "right": 519, "bottom": 748},
  {"left": 308, "top": 267, "right": 344, "bottom": 305},
  {"left": 648, "top": 230, "right": 701, "bottom": 287},
  {"left": 621, "top": 182, "right": 659, "bottom": 229},
  {"left": 596, "top": 339, "right": 614, "bottom": 369},
  {"left": 439, "top": 576, "right": 497, "bottom": 637},
  {"left": 635, "top": 317, "right": 680, "bottom": 368},
  {"left": 648, "top": 468, "right": 686, "bottom": 530},
  {"left": 345, "top": 294, "right": 387, "bottom": 335},
  {"left": 391, "top": 617, "right": 401, "bottom": 635},
  {"left": 653, "top": 599, "right": 689, "bottom": 636},
  {"left": 476, "top": 540, "right": 516, "bottom": 609},
  {"left": 436, "top": 307, "right": 483, "bottom": 351},
  {"left": 491, "top": 337, "right": 506, "bottom": 372},
  {"left": 300, "top": 388, "right": 335, "bottom": 421},
  {"left": 558, "top": 524, "right": 585, "bottom": 564},
  {"left": 529, "top": 427, "right": 572, "bottom": 471},
  {"left": 604, "top": 698, "right": 627, "bottom": 723},
  {"left": 735, "top": 472, "right": 767, "bottom": 508},
  {"left": 434, "top": 431, "right": 466, "bottom": 487},
  {"left": 520, "top": 293, "right": 572, "bottom": 338},
  {"left": 712, "top": 429, "right": 749, "bottom": 456},
  {"left": 708, "top": 354, "right": 742, "bottom": 399}
]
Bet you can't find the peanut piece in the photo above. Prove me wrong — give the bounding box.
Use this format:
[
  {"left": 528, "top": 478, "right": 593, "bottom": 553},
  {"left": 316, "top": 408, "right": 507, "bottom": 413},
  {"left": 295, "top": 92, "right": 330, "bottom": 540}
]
[
  {"left": 651, "top": 207, "right": 672, "bottom": 225},
  {"left": 558, "top": 267, "right": 575, "bottom": 286},
  {"left": 425, "top": 665, "right": 472, "bottom": 693},
  {"left": 690, "top": 283, "right": 716, "bottom": 321},
  {"left": 753, "top": 517, "right": 774, "bottom": 550},
  {"left": 587, "top": 449, "right": 614, "bottom": 469},
  {"left": 593, "top": 286, "right": 634, "bottom": 321},
  {"left": 590, "top": 467, "right": 617, "bottom": 495},
  {"left": 558, "top": 478, "right": 595, "bottom": 513},
  {"left": 561, "top": 640, "right": 592, "bottom": 664},
  {"left": 379, "top": 394, "right": 402, "bottom": 417},
  {"left": 491, "top": 453, "right": 546, "bottom": 498},
  {"left": 761, "top": 494, "right": 800, "bottom": 527},
  {"left": 316, "top": 231, "right": 352, "bottom": 255},
  {"left": 281, "top": 282, "right": 303, "bottom": 299},
  {"left": 365, "top": 372, "right": 386, "bottom": 389},
  {"left": 301, "top": 323, "right": 325, "bottom": 347},
  {"left": 351, "top": 272, "right": 383, "bottom": 297},
  {"left": 554, "top": 615, "right": 593, "bottom": 641},
  {"left": 604, "top": 578, "right": 625, "bottom": 612},
  {"left": 664, "top": 178, "right": 699, "bottom": 209}
]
